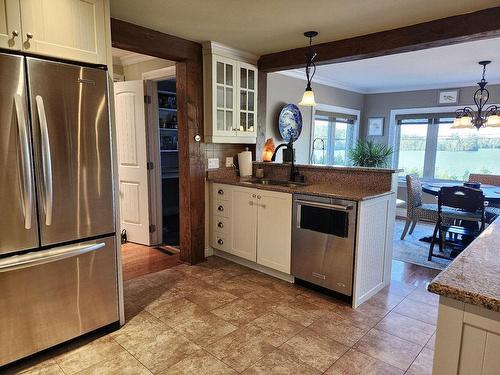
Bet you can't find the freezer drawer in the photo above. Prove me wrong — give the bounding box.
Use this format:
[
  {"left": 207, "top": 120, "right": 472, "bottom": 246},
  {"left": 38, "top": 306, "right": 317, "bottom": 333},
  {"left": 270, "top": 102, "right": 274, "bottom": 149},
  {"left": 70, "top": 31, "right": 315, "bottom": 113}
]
[
  {"left": 0, "top": 236, "right": 119, "bottom": 366},
  {"left": 0, "top": 53, "right": 38, "bottom": 255},
  {"left": 27, "top": 57, "right": 115, "bottom": 246}
]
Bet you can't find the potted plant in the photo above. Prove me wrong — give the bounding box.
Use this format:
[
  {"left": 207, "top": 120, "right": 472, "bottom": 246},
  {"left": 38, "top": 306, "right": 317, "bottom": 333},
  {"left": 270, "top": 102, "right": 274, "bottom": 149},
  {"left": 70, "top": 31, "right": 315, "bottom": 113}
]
[{"left": 349, "top": 140, "right": 393, "bottom": 168}]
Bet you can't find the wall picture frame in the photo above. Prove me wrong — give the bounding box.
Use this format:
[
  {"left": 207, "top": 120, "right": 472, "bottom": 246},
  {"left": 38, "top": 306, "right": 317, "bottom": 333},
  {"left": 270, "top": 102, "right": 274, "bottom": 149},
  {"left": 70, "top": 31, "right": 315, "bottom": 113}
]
[
  {"left": 368, "top": 117, "right": 384, "bottom": 136},
  {"left": 438, "top": 89, "right": 459, "bottom": 105}
]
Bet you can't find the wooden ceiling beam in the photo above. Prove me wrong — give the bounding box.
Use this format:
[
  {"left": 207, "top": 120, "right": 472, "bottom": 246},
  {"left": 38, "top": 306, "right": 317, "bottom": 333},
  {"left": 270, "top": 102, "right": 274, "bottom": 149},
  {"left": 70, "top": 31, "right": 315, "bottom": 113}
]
[
  {"left": 111, "top": 18, "right": 202, "bottom": 63},
  {"left": 258, "top": 6, "right": 500, "bottom": 72}
]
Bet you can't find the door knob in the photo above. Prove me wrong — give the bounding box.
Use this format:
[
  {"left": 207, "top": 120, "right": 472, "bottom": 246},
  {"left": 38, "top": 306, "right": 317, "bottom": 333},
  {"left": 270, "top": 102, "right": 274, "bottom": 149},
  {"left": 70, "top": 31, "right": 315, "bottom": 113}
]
[
  {"left": 26, "top": 32, "right": 34, "bottom": 39},
  {"left": 12, "top": 30, "right": 19, "bottom": 37}
]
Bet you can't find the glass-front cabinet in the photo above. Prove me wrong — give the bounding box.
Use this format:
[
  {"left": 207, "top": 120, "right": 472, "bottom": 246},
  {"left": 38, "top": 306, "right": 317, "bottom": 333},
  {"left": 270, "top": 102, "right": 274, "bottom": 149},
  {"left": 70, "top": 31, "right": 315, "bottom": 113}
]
[
  {"left": 237, "top": 62, "right": 257, "bottom": 137},
  {"left": 204, "top": 46, "right": 258, "bottom": 144}
]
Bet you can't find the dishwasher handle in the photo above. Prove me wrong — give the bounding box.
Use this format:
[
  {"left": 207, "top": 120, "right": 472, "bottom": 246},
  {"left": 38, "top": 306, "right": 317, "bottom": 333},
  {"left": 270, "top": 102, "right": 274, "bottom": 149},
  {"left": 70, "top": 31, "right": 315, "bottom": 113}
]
[{"left": 295, "top": 199, "right": 353, "bottom": 211}]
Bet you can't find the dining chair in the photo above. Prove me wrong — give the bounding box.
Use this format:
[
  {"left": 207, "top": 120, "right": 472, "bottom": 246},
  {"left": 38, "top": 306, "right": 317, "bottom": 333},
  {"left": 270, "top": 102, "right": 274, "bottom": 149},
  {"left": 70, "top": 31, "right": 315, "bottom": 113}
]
[
  {"left": 468, "top": 173, "right": 500, "bottom": 223},
  {"left": 428, "top": 186, "right": 486, "bottom": 261},
  {"left": 401, "top": 174, "right": 439, "bottom": 240}
]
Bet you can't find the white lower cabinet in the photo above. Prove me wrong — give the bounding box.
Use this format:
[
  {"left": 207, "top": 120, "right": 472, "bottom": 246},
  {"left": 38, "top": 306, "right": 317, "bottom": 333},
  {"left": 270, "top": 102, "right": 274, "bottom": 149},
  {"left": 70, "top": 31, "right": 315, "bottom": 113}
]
[
  {"left": 256, "top": 190, "right": 292, "bottom": 274},
  {"left": 230, "top": 186, "right": 257, "bottom": 261},
  {"left": 210, "top": 183, "right": 292, "bottom": 273}
]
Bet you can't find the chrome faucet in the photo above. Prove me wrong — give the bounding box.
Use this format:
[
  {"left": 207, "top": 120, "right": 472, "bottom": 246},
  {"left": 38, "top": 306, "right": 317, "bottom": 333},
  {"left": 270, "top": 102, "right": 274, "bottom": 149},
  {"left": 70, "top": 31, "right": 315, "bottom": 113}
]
[{"left": 271, "top": 142, "right": 302, "bottom": 182}]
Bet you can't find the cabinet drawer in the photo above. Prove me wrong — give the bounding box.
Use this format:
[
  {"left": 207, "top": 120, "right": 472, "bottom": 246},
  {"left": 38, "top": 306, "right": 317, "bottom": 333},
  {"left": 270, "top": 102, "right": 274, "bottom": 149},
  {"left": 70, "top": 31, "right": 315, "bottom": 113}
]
[
  {"left": 212, "top": 183, "right": 231, "bottom": 202},
  {"left": 213, "top": 201, "right": 231, "bottom": 218},
  {"left": 212, "top": 233, "right": 231, "bottom": 252},
  {"left": 213, "top": 216, "right": 230, "bottom": 234}
]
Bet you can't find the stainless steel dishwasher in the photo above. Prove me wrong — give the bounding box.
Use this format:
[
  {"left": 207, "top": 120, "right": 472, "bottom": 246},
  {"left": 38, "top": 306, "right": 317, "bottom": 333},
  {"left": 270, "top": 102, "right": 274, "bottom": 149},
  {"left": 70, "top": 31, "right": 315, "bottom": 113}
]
[{"left": 291, "top": 194, "right": 357, "bottom": 296}]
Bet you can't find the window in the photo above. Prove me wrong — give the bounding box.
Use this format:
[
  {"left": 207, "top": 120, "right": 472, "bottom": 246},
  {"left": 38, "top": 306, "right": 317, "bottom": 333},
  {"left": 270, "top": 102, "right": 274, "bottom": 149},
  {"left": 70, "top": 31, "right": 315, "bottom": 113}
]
[
  {"left": 396, "top": 113, "right": 500, "bottom": 180},
  {"left": 311, "top": 111, "right": 357, "bottom": 165}
]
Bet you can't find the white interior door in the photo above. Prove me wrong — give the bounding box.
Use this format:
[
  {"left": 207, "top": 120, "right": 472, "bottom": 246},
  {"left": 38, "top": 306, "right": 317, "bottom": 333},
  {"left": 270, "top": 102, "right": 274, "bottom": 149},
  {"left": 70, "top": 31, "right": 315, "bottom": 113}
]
[{"left": 114, "top": 81, "right": 151, "bottom": 245}]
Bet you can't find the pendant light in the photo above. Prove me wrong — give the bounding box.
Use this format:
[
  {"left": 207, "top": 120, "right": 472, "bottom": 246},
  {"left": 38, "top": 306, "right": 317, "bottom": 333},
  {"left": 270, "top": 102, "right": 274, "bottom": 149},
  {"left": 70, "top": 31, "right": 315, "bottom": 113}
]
[
  {"left": 452, "top": 61, "right": 500, "bottom": 130},
  {"left": 299, "top": 31, "right": 318, "bottom": 106}
]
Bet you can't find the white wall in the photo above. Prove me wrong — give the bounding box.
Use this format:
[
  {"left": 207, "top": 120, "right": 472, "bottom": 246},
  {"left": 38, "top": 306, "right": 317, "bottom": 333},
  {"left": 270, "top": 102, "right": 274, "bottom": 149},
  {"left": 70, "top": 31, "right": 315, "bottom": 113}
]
[{"left": 265, "top": 72, "right": 365, "bottom": 163}]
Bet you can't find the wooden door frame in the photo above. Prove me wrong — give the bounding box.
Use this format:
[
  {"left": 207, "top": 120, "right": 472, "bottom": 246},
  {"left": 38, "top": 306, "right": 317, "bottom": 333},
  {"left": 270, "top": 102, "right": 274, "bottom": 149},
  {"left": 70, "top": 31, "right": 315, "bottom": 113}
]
[
  {"left": 143, "top": 67, "right": 176, "bottom": 246},
  {"left": 111, "top": 18, "right": 205, "bottom": 264}
]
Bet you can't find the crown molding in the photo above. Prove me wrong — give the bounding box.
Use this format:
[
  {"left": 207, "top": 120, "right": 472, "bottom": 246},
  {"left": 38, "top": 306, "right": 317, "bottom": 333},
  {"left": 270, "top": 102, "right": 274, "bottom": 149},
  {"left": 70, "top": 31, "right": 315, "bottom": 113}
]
[
  {"left": 202, "top": 41, "right": 259, "bottom": 65},
  {"left": 276, "top": 70, "right": 368, "bottom": 94},
  {"left": 276, "top": 70, "right": 500, "bottom": 94}
]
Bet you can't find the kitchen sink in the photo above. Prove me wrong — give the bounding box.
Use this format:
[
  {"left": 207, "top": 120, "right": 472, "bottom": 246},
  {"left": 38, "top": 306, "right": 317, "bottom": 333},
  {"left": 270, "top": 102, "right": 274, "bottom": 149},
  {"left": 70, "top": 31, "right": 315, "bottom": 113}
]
[{"left": 241, "top": 179, "right": 309, "bottom": 188}]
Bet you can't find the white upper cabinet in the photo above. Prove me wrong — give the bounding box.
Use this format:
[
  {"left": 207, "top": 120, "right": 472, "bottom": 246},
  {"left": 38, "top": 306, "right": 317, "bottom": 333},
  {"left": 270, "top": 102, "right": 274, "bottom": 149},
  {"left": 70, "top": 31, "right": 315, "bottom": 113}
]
[
  {"left": 19, "top": 0, "right": 107, "bottom": 64},
  {"left": 0, "top": 0, "right": 21, "bottom": 50},
  {"left": 204, "top": 42, "right": 258, "bottom": 144}
]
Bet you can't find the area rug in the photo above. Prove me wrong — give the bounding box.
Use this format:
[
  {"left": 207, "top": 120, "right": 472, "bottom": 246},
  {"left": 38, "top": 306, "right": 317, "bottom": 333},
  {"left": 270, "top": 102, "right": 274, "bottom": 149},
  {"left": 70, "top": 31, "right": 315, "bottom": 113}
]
[{"left": 393, "top": 219, "right": 452, "bottom": 270}]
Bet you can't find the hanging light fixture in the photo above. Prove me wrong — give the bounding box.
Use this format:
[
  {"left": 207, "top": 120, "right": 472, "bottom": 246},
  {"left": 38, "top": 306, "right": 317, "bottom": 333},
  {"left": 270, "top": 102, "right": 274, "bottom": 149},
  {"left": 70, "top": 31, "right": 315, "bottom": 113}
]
[
  {"left": 299, "top": 31, "right": 318, "bottom": 106},
  {"left": 452, "top": 61, "right": 500, "bottom": 130}
]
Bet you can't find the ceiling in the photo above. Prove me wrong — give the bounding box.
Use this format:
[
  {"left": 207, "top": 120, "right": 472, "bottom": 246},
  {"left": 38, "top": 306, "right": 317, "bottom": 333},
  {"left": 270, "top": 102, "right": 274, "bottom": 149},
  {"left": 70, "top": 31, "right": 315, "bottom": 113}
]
[
  {"left": 112, "top": 47, "right": 157, "bottom": 66},
  {"left": 280, "top": 37, "right": 500, "bottom": 93},
  {"left": 110, "top": 0, "right": 500, "bottom": 56}
]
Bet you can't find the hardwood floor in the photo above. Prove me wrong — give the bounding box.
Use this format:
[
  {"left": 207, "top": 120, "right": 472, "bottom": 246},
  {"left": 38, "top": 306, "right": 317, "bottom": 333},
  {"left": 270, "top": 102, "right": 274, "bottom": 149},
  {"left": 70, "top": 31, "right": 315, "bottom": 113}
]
[{"left": 121, "top": 242, "right": 182, "bottom": 281}]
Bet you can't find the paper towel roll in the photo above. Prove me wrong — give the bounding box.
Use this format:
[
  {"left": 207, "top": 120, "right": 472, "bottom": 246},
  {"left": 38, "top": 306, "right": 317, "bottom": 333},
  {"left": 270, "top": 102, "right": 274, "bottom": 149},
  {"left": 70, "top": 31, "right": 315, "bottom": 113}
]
[{"left": 238, "top": 150, "right": 253, "bottom": 177}]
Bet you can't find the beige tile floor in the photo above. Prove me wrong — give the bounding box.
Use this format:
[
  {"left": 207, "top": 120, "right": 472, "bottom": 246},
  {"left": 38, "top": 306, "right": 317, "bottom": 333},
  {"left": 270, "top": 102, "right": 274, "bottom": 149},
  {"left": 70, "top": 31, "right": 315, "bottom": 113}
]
[{"left": 6, "top": 257, "right": 439, "bottom": 375}]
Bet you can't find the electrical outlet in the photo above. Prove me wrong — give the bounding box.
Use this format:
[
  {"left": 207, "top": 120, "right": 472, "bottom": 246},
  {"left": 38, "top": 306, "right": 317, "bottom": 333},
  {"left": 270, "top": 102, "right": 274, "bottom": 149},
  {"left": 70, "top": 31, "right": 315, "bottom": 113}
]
[
  {"left": 226, "top": 157, "right": 234, "bottom": 167},
  {"left": 207, "top": 158, "right": 219, "bottom": 169}
]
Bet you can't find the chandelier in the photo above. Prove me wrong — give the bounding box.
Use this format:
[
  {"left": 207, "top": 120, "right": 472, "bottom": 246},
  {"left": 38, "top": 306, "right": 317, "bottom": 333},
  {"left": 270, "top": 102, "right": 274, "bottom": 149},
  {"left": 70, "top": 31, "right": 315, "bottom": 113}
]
[
  {"left": 452, "top": 61, "right": 500, "bottom": 130},
  {"left": 298, "top": 31, "right": 318, "bottom": 106}
]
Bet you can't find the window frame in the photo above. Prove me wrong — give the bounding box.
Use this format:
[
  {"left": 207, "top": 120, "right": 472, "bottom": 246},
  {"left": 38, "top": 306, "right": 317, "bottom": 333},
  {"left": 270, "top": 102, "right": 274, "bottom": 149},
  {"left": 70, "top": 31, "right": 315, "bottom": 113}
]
[
  {"left": 309, "top": 104, "right": 360, "bottom": 165},
  {"left": 392, "top": 107, "right": 500, "bottom": 181}
]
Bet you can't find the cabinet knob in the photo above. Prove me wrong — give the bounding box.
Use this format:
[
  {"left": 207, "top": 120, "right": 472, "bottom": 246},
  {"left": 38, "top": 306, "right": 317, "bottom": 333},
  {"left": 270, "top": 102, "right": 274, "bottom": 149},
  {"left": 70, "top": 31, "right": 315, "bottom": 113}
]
[
  {"left": 217, "top": 205, "right": 224, "bottom": 211},
  {"left": 252, "top": 194, "right": 256, "bottom": 198},
  {"left": 218, "top": 222, "right": 224, "bottom": 228},
  {"left": 26, "top": 32, "right": 34, "bottom": 39},
  {"left": 217, "top": 238, "right": 224, "bottom": 245},
  {"left": 218, "top": 189, "right": 224, "bottom": 195},
  {"left": 12, "top": 30, "right": 19, "bottom": 37}
]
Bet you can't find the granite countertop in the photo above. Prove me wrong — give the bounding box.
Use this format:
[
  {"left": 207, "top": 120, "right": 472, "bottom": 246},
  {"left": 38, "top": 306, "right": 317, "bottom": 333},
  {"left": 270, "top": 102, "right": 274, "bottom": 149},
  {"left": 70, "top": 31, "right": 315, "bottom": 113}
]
[
  {"left": 428, "top": 216, "right": 500, "bottom": 312},
  {"left": 208, "top": 176, "right": 394, "bottom": 201}
]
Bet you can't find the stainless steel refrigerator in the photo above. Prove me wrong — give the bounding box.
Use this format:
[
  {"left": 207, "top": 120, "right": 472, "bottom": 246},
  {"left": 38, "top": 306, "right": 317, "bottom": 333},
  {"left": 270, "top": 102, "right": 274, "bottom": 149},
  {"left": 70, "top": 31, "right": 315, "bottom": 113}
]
[{"left": 0, "top": 53, "right": 118, "bottom": 366}]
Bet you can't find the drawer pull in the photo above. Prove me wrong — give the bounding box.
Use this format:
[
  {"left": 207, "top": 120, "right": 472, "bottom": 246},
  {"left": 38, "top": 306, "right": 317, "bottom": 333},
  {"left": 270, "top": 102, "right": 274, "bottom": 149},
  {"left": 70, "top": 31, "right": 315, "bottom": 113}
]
[
  {"left": 218, "top": 189, "right": 224, "bottom": 195},
  {"left": 218, "top": 222, "right": 224, "bottom": 228},
  {"left": 218, "top": 205, "right": 224, "bottom": 211},
  {"left": 217, "top": 238, "right": 224, "bottom": 245}
]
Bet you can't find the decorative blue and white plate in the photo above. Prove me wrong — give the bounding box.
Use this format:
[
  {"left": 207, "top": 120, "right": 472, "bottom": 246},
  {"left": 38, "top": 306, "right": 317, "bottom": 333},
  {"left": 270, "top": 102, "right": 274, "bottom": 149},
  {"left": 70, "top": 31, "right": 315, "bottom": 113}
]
[{"left": 278, "top": 104, "right": 302, "bottom": 143}]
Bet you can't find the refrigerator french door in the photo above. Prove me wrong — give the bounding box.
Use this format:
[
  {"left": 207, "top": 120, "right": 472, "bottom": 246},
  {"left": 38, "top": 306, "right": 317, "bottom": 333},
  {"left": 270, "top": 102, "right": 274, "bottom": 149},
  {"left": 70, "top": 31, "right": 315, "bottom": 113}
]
[{"left": 0, "top": 53, "right": 118, "bottom": 367}]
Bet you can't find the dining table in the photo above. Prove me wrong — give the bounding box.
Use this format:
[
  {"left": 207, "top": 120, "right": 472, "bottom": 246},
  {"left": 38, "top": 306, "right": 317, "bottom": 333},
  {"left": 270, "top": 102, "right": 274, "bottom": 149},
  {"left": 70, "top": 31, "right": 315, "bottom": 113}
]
[
  {"left": 422, "top": 182, "right": 500, "bottom": 205},
  {"left": 419, "top": 182, "right": 500, "bottom": 249}
]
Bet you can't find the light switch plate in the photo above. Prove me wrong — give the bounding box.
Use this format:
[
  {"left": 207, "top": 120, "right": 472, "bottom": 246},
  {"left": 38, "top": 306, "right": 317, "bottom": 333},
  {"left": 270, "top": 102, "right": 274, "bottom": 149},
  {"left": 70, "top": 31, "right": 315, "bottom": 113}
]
[
  {"left": 226, "top": 157, "right": 234, "bottom": 167},
  {"left": 207, "top": 158, "right": 219, "bottom": 169}
]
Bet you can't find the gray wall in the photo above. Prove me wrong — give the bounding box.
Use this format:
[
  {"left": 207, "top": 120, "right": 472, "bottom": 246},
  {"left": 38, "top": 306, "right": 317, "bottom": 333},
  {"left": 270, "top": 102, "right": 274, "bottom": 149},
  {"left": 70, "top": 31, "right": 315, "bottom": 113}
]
[
  {"left": 265, "top": 72, "right": 364, "bottom": 163},
  {"left": 362, "top": 84, "right": 500, "bottom": 144}
]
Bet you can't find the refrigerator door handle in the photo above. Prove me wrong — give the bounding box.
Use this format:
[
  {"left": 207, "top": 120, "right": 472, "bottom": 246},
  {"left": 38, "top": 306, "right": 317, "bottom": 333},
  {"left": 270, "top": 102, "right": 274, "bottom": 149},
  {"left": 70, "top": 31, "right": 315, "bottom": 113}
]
[
  {"left": 14, "top": 94, "right": 34, "bottom": 230},
  {"left": 0, "top": 242, "right": 106, "bottom": 273},
  {"left": 35, "top": 95, "right": 53, "bottom": 226}
]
